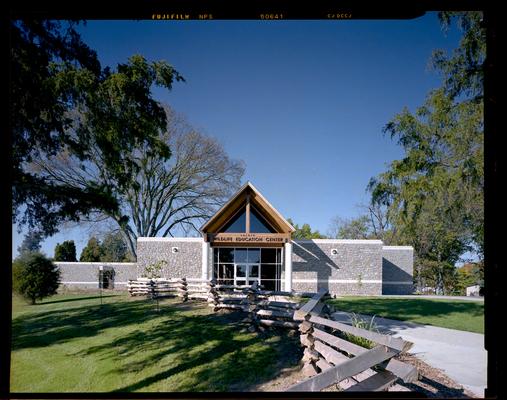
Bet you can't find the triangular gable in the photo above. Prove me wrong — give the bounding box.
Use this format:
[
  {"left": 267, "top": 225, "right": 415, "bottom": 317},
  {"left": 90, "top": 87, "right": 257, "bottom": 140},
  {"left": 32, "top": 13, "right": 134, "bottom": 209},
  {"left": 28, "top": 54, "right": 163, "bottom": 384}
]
[{"left": 200, "top": 181, "right": 295, "bottom": 235}]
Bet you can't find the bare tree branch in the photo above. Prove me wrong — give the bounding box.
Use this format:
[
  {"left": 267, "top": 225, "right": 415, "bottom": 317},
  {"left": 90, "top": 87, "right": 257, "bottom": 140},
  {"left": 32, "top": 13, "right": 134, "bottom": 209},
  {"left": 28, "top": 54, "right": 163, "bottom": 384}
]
[{"left": 30, "top": 105, "right": 245, "bottom": 258}]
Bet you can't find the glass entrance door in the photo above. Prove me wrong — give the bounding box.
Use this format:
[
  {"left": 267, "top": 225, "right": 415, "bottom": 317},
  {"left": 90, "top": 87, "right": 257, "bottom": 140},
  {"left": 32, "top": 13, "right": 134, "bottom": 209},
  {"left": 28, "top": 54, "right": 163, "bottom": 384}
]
[{"left": 235, "top": 263, "right": 260, "bottom": 286}]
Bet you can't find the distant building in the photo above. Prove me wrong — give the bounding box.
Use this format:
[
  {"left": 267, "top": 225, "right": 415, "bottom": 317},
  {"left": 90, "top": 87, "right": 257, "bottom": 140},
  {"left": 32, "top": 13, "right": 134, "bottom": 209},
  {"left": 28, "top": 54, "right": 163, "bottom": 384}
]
[{"left": 466, "top": 285, "right": 481, "bottom": 297}]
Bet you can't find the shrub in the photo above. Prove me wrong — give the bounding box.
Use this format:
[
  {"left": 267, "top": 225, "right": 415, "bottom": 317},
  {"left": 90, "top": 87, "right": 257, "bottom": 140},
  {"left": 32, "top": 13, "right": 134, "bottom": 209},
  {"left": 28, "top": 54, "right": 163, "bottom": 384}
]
[
  {"left": 141, "top": 260, "right": 167, "bottom": 279},
  {"left": 12, "top": 252, "right": 61, "bottom": 304}
]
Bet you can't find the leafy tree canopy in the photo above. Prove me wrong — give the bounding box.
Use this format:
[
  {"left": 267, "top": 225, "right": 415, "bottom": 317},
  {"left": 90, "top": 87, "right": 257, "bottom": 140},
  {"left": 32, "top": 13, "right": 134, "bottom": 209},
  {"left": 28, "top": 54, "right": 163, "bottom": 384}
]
[
  {"left": 430, "top": 11, "right": 485, "bottom": 101},
  {"left": 17, "top": 231, "right": 44, "bottom": 256},
  {"left": 101, "top": 232, "right": 129, "bottom": 262},
  {"left": 54, "top": 240, "right": 77, "bottom": 261},
  {"left": 287, "top": 218, "right": 326, "bottom": 239},
  {"left": 11, "top": 20, "right": 184, "bottom": 238},
  {"left": 328, "top": 216, "right": 371, "bottom": 240},
  {"left": 79, "top": 237, "right": 103, "bottom": 262},
  {"left": 367, "top": 11, "right": 484, "bottom": 294}
]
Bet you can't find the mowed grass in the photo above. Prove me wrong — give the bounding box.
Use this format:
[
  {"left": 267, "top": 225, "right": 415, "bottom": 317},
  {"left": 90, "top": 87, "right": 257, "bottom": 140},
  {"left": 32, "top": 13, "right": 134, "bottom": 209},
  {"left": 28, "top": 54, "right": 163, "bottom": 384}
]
[
  {"left": 326, "top": 296, "right": 484, "bottom": 334},
  {"left": 11, "top": 292, "right": 301, "bottom": 392}
]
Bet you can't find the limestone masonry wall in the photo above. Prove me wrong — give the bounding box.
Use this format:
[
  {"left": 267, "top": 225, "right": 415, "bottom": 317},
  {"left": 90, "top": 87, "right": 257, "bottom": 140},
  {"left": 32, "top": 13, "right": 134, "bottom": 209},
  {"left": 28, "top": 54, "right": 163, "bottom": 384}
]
[
  {"left": 136, "top": 237, "right": 203, "bottom": 279},
  {"left": 56, "top": 262, "right": 137, "bottom": 290},
  {"left": 382, "top": 246, "right": 414, "bottom": 295},
  {"left": 56, "top": 238, "right": 413, "bottom": 296},
  {"left": 291, "top": 239, "right": 383, "bottom": 296}
]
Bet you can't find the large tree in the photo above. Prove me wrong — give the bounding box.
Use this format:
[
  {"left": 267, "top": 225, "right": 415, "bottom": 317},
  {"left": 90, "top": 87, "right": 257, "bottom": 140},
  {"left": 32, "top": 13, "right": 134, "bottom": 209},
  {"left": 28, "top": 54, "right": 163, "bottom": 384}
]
[
  {"left": 32, "top": 106, "right": 245, "bottom": 257},
  {"left": 11, "top": 20, "right": 184, "bottom": 238},
  {"left": 368, "top": 12, "right": 484, "bottom": 294}
]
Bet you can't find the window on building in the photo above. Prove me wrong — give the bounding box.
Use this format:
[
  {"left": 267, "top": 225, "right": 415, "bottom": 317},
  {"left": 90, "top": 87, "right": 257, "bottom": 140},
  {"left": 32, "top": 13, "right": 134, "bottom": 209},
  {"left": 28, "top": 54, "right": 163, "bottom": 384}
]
[
  {"left": 250, "top": 206, "right": 276, "bottom": 233},
  {"left": 221, "top": 207, "right": 246, "bottom": 233}
]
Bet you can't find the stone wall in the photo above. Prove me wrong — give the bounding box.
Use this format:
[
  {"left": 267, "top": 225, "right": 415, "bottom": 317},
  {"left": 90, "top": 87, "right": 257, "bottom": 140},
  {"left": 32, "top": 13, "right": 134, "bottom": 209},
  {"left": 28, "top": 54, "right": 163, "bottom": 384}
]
[
  {"left": 382, "top": 246, "right": 414, "bottom": 295},
  {"left": 136, "top": 237, "right": 203, "bottom": 279},
  {"left": 56, "top": 262, "right": 138, "bottom": 290},
  {"left": 56, "top": 240, "right": 413, "bottom": 296},
  {"left": 291, "top": 239, "right": 383, "bottom": 296}
]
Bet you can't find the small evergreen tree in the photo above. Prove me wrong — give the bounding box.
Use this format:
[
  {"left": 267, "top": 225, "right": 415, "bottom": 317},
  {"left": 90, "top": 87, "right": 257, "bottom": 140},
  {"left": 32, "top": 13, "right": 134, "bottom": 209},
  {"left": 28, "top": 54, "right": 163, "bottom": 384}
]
[
  {"left": 54, "top": 240, "right": 77, "bottom": 261},
  {"left": 79, "top": 237, "right": 103, "bottom": 262},
  {"left": 12, "top": 252, "right": 60, "bottom": 304}
]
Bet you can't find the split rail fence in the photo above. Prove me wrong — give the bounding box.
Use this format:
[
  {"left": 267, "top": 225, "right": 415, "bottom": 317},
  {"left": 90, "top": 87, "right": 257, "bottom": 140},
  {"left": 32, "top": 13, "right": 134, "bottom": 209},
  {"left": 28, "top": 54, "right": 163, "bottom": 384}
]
[
  {"left": 287, "top": 289, "right": 418, "bottom": 392},
  {"left": 126, "top": 277, "right": 418, "bottom": 392},
  {"left": 127, "top": 278, "right": 188, "bottom": 301}
]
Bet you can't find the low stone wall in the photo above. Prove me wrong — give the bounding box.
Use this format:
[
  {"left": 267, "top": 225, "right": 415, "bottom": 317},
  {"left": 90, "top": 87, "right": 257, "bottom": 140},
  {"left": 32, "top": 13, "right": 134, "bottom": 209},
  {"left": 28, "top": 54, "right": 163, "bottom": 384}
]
[
  {"left": 55, "top": 262, "right": 138, "bottom": 290},
  {"left": 291, "top": 240, "right": 383, "bottom": 296},
  {"left": 382, "top": 246, "right": 414, "bottom": 295}
]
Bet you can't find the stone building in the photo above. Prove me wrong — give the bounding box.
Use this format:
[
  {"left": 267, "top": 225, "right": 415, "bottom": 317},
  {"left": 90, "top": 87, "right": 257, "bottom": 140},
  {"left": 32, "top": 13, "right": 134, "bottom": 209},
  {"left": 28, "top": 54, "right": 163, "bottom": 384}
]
[{"left": 58, "top": 182, "right": 414, "bottom": 295}]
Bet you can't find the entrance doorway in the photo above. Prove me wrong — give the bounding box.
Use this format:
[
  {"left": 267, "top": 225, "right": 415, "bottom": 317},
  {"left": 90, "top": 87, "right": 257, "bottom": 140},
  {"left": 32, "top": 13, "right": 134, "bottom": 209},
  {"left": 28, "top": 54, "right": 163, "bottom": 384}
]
[
  {"left": 235, "top": 263, "right": 260, "bottom": 286},
  {"left": 213, "top": 247, "right": 282, "bottom": 291}
]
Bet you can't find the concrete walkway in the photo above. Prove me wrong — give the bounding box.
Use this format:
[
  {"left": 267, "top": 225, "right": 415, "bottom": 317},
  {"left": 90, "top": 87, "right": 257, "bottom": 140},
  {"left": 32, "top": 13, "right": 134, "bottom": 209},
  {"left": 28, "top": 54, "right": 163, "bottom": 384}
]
[{"left": 331, "top": 311, "right": 487, "bottom": 397}]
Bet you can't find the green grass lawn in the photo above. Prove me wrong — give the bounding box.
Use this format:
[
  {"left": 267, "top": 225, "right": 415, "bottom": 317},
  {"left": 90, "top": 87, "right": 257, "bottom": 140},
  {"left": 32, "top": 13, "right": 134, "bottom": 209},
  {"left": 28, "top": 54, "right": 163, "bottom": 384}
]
[
  {"left": 11, "top": 292, "right": 301, "bottom": 392},
  {"left": 326, "top": 296, "right": 484, "bottom": 334}
]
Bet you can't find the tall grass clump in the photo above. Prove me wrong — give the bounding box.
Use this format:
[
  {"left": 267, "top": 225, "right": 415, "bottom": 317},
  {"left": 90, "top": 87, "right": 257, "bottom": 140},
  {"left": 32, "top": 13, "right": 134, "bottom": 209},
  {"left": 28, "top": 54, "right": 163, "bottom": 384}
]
[{"left": 342, "top": 312, "right": 378, "bottom": 349}]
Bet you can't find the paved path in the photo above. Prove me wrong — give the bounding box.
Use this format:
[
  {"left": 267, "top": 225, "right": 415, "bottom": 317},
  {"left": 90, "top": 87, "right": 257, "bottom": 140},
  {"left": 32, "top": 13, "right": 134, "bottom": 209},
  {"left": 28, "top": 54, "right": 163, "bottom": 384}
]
[{"left": 331, "top": 311, "right": 487, "bottom": 397}]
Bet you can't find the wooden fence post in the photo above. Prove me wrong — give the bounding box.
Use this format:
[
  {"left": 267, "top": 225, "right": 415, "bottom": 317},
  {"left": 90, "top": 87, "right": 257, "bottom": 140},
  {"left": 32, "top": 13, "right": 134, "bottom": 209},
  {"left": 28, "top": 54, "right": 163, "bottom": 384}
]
[
  {"left": 179, "top": 278, "right": 188, "bottom": 302},
  {"left": 149, "top": 279, "right": 155, "bottom": 299},
  {"left": 207, "top": 279, "right": 220, "bottom": 311},
  {"left": 245, "top": 282, "right": 259, "bottom": 332},
  {"left": 299, "top": 314, "right": 320, "bottom": 377},
  {"left": 292, "top": 289, "right": 328, "bottom": 377}
]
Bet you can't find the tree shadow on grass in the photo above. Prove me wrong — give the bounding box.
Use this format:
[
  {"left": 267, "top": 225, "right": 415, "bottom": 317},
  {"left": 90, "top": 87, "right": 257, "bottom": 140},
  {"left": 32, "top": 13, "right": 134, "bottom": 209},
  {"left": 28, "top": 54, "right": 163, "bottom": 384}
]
[
  {"left": 13, "top": 298, "right": 303, "bottom": 392},
  {"left": 77, "top": 309, "right": 303, "bottom": 392},
  {"left": 12, "top": 297, "right": 177, "bottom": 351},
  {"left": 327, "top": 298, "right": 484, "bottom": 321},
  {"left": 37, "top": 295, "right": 118, "bottom": 306}
]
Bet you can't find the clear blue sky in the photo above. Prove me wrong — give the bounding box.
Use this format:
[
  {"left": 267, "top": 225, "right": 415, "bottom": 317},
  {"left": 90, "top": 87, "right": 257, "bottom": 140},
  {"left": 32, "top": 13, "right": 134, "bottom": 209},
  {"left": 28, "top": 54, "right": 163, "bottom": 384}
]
[{"left": 12, "top": 14, "right": 464, "bottom": 259}]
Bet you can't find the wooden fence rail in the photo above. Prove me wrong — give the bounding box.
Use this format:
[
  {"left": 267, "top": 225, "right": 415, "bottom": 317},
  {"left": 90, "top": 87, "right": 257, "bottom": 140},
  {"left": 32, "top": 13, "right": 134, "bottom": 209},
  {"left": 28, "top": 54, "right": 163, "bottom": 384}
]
[
  {"left": 286, "top": 289, "right": 417, "bottom": 392},
  {"left": 127, "top": 278, "right": 187, "bottom": 301}
]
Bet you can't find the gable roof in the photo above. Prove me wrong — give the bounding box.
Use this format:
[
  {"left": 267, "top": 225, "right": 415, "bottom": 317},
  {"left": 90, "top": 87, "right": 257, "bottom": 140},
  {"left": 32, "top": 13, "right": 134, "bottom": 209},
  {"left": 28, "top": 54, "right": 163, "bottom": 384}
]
[{"left": 200, "top": 181, "right": 295, "bottom": 234}]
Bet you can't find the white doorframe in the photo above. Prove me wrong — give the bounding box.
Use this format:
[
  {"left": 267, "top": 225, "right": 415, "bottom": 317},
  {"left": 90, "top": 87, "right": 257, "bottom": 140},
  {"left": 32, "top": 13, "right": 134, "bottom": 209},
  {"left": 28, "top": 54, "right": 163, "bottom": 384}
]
[
  {"left": 202, "top": 241, "right": 210, "bottom": 280},
  {"left": 234, "top": 263, "right": 260, "bottom": 286},
  {"left": 284, "top": 241, "right": 293, "bottom": 292}
]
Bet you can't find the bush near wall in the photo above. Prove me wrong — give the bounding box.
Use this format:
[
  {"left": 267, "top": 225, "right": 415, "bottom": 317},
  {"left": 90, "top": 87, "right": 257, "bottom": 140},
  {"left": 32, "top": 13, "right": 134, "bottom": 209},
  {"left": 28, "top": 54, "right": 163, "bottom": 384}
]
[{"left": 12, "top": 252, "right": 61, "bottom": 304}]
